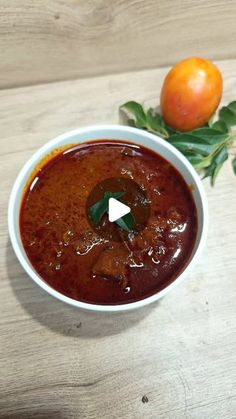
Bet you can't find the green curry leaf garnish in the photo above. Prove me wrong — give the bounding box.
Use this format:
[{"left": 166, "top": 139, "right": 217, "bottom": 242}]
[
  {"left": 89, "top": 191, "right": 135, "bottom": 231},
  {"left": 115, "top": 212, "right": 136, "bottom": 232}
]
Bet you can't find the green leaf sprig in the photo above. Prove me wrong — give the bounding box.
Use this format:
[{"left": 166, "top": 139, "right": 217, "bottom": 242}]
[
  {"left": 120, "top": 100, "right": 236, "bottom": 185},
  {"left": 89, "top": 191, "right": 135, "bottom": 232}
]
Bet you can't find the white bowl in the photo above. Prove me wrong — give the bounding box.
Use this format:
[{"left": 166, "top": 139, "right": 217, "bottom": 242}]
[{"left": 8, "top": 125, "right": 208, "bottom": 312}]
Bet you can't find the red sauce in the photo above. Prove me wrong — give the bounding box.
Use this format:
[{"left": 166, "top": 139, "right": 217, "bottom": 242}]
[{"left": 20, "top": 140, "right": 197, "bottom": 305}]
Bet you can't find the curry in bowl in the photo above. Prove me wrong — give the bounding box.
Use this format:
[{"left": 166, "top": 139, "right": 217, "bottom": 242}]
[{"left": 20, "top": 140, "right": 197, "bottom": 305}]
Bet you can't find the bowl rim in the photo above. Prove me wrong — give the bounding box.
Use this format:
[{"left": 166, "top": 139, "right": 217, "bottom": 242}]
[{"left": 8, "top": 124, "right": 208, "bottom": 312}]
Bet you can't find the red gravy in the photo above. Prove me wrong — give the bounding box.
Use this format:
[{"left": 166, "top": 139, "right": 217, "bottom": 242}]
[{"left": 20, "top": 141, "right": 198, "bottom": 305}]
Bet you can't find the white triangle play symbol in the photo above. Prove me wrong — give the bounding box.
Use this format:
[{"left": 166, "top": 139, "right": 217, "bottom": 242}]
[{"left": 108, "top": 198, "right": 131, "bottom": 222}]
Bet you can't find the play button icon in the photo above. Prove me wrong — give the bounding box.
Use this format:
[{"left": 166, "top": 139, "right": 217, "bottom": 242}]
[
  {"left": 86, "top": 177, "right": 150, "bottom": 241},
  {"left": 108, "top": 198, "right": 131, "bottom": 222}
]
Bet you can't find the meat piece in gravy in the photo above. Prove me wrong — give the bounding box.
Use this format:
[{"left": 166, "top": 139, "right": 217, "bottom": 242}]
[{"left": 92, "top": 245, "right": 130, "bottom": 286}]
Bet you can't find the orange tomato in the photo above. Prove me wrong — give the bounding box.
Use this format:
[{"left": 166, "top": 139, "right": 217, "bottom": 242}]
[{"left": 160, "top": 57, "right": 223, "bottom": 131}]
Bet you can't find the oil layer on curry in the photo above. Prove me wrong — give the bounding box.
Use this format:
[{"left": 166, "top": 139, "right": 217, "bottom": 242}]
[{"left": 20, "top": 141, "right": 197, "bottom": 305}]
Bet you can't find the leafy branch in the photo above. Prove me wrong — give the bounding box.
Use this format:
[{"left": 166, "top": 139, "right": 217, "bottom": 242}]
[{"left": 120, "top": 101, "right": 236, "bottom": 185}]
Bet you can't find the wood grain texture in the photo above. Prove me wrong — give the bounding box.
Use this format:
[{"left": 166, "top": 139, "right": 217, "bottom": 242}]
[
  {"left": 0, "top": 60, "right": 236, "bottom": 418},
  {"left": 1, "top": 0, "right": 236, "bottom": 88}
]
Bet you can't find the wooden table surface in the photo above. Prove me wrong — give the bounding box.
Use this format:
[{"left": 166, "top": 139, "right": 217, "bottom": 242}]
[
  {"left": 0, "top": 60, "right": 235, "bottom": 419},
  {"left": 2, "top": 0, "right": 236, "bottom": 89}
]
